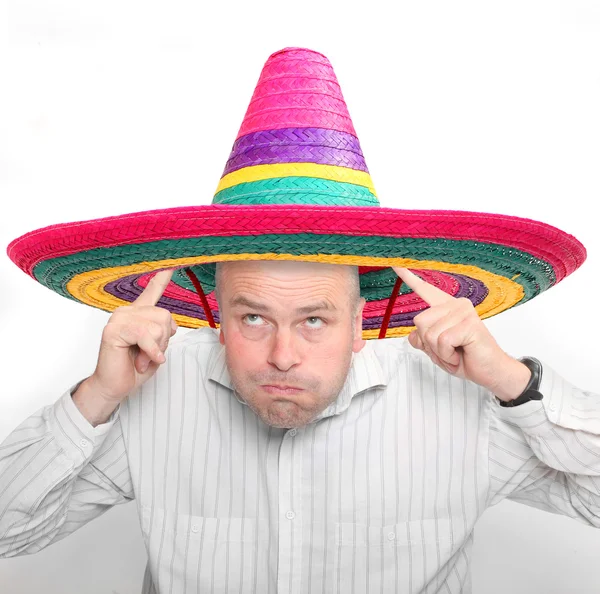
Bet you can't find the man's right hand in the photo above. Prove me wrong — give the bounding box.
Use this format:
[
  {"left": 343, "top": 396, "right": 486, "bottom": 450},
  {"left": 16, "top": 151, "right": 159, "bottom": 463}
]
[{"left": 73, "top": 269, "right": 177, "bottom": 424}]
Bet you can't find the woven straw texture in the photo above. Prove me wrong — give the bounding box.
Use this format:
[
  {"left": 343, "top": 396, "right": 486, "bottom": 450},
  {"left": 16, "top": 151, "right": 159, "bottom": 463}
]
[{"left": 6, "top": 47, "right": 587, "bottom": 338}]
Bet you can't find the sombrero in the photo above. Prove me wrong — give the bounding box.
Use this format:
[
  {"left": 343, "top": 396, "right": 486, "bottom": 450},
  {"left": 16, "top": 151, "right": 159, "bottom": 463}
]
[{"left": 7, "top": 47, "right": 586, "bottom": 340}]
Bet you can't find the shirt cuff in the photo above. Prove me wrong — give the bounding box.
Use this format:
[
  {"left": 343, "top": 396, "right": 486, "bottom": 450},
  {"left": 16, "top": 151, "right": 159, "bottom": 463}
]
[
  {"left": 492, "top": 360, "right": 600, "bottom": 437},
  {"left": 48, "top": 380, "right": 122, "bottom": 466}
]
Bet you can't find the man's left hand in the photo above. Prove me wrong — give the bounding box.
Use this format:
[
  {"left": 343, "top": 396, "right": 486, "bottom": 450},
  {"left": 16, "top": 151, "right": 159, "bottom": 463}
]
[{"left": 392, "top": 267, "right": 531, "bottom": 402}]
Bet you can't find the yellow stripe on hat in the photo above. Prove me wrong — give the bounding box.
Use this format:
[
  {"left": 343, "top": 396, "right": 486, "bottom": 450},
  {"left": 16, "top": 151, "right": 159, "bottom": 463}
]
[
  {"left": 65, "top": 253, "right": 524, "bottom": 338},
  {"left": 215, "top": 163, "right": 377, "bottom": 197}
]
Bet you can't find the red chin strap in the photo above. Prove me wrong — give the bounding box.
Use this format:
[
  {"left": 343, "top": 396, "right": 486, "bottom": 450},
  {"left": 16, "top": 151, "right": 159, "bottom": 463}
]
[
  {"left": 184, "top": 267, "right": 217, "bottom": 329},
  {"left": 378, "top": 277, "right": 403, "bottom": 339}
]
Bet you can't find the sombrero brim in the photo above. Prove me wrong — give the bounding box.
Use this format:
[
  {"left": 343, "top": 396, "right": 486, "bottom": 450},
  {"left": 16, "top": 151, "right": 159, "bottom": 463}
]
[{"left": 7, "top": 203, "right": 586, "bottom": 339}]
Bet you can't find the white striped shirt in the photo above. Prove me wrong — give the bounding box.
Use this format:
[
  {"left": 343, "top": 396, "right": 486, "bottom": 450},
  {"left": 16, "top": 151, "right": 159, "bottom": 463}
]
[{"left": 1, "top": 327, "right": 599, "bottom": 593}]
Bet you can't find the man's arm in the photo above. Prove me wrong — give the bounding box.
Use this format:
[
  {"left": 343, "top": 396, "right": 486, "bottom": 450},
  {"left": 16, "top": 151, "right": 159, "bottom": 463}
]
[
  {"left": 0, "top": 269, "right": 177, "bottom": 557},
  {"left": 391, "top": 267, "right": 600, "bottom": 525},
  {"left": 0, "top": 381, "right": 133, "bottom": 558},
  {"left": 487, "top": 362, "right": 600, "bottom": 526}
]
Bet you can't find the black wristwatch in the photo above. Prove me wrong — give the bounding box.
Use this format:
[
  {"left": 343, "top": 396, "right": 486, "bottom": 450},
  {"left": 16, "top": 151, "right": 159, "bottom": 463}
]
[{"left": 496, "top": 356, "right": 544, "bottom": 407}]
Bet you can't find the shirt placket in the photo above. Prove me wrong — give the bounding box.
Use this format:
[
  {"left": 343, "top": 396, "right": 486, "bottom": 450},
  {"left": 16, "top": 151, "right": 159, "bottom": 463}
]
[{"left": 277, "top": 427, "right": 303, "bottom": 594}]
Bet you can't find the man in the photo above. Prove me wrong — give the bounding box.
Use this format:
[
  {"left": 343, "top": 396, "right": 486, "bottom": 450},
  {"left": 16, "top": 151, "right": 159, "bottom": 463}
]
[{"left": 2, "top": 47, "right": 597, "bottom": 593}]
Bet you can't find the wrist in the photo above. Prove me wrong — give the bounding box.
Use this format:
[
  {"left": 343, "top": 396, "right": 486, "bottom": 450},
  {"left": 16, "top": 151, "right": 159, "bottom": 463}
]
[
  {"left": 71, "top": 376, "right": 121, "bottom": 428},
  {"left": 489, "top": 356, "right": 532, "bottom": 403}
]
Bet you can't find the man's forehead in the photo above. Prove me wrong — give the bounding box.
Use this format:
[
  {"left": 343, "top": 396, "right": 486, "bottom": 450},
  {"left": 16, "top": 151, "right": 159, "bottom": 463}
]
[
  {"left": 217, "top": 259, "right": 351, "bottom": 277},
  {"left": 215, "top": 260, "right": 361, "bottom": 309}
]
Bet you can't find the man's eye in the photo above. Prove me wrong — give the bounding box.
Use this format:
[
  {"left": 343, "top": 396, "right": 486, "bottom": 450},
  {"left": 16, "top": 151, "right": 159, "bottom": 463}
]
[
  {"left": 305, "top": 317, "right": 324, "bottom": 329},
  {"left": 243, "top": 314, "right": 265, "bottom": 326}
]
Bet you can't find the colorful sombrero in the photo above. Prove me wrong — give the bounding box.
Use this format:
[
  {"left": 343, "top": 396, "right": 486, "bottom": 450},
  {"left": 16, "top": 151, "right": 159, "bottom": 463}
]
[{"left": 7, "top": 47, "right": 586, "bottom": 339}]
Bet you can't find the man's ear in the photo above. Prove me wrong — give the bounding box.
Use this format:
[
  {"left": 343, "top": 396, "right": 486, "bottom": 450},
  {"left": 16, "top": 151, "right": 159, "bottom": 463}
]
[{"left": 352, "top": 298, "right": 366, "bottom": 353}]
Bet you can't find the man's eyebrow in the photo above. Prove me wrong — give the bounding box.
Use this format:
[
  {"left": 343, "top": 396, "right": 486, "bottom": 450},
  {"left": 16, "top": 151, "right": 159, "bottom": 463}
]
[
  {"left": 229, "top": 296, "right": 334, "bottom": 315},
  {"left": 295, "top": 301, "right": 333, "bottom": 315},
  {"left": 230, "top": 296, "right": 271, "bottom": 312}
]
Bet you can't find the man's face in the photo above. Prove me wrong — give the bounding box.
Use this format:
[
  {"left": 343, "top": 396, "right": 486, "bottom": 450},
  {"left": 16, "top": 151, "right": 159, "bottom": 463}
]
[{"left": 216, "top": 260, "right": 366, "bottom": 428}]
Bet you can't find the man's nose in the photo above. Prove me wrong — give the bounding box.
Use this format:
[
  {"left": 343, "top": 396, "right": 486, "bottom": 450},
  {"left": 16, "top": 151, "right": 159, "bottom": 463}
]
[{"left": 267, "top": 329, "right": 301, "bottom": 372}]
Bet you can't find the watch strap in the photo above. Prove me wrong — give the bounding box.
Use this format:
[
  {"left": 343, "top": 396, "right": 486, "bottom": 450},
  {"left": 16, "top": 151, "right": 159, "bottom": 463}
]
[{"left": 497, "top": 357, "right": 543, "bottom": 407}]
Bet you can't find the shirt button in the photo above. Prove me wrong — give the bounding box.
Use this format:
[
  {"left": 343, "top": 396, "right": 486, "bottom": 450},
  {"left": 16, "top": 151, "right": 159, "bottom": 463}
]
[
  {"left": 191, "top": 524, "right": 199, "bottom": 533},
  {"left": 79, "top": 439, "right": 89, "bottom": 448},
  {"left": 549, "top": 403, "right": 557, "bottom": 412},
  {"left": 289, "top": 429, "right": 297, "bottom": 437},
  {"left": 387, "top": 532, "right": 396, "bottom": 541},
  {"left": 285, "top": 510, "right": 296, "bottom": 520}
]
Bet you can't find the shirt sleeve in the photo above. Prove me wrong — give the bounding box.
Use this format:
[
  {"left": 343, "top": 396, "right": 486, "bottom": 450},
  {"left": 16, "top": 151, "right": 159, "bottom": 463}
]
[
  {"left": 0, "top": 380, "right": 134, "bottom": 558},
  {"left": 487, "top": 360, "right": 600, "bottom": 528}
]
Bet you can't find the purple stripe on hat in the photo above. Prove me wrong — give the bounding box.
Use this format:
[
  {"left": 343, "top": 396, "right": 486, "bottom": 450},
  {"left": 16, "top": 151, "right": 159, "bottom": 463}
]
[
  {"left": 223, "top": 145, "right": 369, "bottom": 176},
  {"left": 233, "top": 128, "right": 363, "bottom": 153},
  {"left": 105, "top": 275, "right": 221, "bottom": 323},
  {"left": 362, "top": 274, "right": 489, "bottom": 329},
  {"left": 362, "top": 312, "right": 418, "bottom": 329},
  {"left": 452, "top": 273, "right": 488, "bottom": 301},
  {"left": 223, "top": 127, "right": 368, "bottom": 176}
]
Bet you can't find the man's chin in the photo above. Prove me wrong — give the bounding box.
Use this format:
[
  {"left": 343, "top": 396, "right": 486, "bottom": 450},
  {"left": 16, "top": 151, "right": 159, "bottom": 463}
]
[
  {"left": 264, "top": 419, "right": 301, "bottom": 429},
  {"left": 255, "top": 402, "right": 318, "bottom": 429},
  {"left": 234, "top": 385, "right": 335, "bottom": 428},
  {"left": 263, "top": 408, "right": 311, "bottom": 429}
]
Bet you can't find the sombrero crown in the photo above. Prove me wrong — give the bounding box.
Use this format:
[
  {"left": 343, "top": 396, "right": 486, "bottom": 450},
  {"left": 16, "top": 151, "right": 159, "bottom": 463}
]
[
  {"left": 7, "top": 47, "right": 586, "bottom": 339},
  {"left": 213, "top": 47, "right": 377, "bottom": 209}
]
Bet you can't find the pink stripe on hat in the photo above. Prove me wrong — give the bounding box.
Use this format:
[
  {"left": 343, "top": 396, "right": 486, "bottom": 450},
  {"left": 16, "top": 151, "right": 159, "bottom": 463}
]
[{"left": 237, "top": 47, "right": 357, "bottom": 138}]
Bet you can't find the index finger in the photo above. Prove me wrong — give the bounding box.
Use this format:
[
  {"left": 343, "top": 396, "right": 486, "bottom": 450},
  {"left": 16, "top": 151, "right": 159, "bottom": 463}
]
[
  {"left": 392, "top": 267, "right": 455, "bottom": 307},
  {"left": 133, "top": 269, "right": 174, "bottom": 307}
]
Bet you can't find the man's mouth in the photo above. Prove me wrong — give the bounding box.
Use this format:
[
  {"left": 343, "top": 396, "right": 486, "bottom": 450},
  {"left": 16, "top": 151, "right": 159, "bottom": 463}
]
[{"left": 261, "top": 384, "right": 304, "bottom": 395}]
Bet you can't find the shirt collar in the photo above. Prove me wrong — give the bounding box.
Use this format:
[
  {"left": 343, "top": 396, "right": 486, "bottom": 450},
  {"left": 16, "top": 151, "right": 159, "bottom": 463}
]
[
  {"left": 207, "top": 337, "right": 388, "bottom": 419},
  {"left": 207, "top": 338, "right": 234, "bottom": 390}
]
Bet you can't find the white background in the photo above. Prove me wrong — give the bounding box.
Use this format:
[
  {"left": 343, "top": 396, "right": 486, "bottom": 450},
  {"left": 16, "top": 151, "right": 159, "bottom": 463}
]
[{"left": 1, "top": 0, "right": 599, "bottom": 592}]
